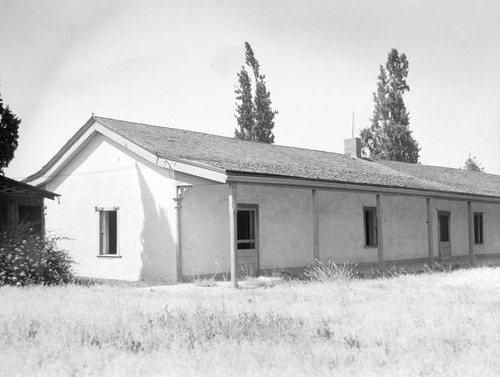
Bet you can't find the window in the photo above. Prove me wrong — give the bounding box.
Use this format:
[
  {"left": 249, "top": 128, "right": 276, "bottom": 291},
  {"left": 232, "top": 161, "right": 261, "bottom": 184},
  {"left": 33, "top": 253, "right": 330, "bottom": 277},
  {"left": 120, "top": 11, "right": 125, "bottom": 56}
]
[
  {"left": 439, "top": 213, "right": 450, "bottom": 242},
  {"left": 237, "top": 209, "right": 256, "bottom": 250},
  {"left": 97, "top": 207, "right": 119, "bottom": 255},
  {"left": 474, "top": 212, "right": 483, "bottom": 244},
  {"left": 364, "top": 207, "right": 378, "bottom": 247}
]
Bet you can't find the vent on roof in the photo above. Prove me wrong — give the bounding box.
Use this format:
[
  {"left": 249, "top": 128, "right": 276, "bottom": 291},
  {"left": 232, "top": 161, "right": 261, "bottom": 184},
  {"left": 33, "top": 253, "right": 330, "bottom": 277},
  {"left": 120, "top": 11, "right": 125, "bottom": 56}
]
[{"left": 344, "top": 138, "right": 362, "bottom": 158}]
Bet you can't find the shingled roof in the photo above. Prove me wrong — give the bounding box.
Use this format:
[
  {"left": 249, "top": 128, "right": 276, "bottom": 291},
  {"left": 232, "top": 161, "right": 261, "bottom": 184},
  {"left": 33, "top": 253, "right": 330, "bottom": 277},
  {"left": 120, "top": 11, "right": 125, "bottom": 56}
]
[{"left": 92, "top": 116, "right": 500, "bottom": 199}]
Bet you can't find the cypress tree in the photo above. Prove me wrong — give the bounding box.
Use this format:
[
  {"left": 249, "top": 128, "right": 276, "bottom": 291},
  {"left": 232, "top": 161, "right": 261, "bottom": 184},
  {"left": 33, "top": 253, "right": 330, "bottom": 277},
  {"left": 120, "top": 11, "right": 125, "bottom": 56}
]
[
  {"left": 234, "top": 42, "right": 277, "bottom": 143},
  {"left": 360, "top": 49, "right": 420, "bottom": 163}
]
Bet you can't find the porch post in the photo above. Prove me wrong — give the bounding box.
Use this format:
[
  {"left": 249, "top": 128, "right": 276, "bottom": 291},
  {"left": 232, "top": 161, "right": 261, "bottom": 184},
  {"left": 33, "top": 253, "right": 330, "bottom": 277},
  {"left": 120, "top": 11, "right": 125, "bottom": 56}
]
[
  {"left": 7, "top": 198, "right": 18, "bottom": 230},
  {"left": 426, "top": 198, "right": 435, "bottom": 265},
  {"left": 173, "top": 194, "right": 183, "bottom": 282},
  {"left": 312, "top": 189, "right": 319, "bottom": 261},
  {"left": 376, "top": 194, "right": 384, "bottom": 267},
  {"left": 229, "top": 183, "right": 239, "bottom": 288},
  {"left": 467, "top": 201, "right": 474, "bottom": 264}
]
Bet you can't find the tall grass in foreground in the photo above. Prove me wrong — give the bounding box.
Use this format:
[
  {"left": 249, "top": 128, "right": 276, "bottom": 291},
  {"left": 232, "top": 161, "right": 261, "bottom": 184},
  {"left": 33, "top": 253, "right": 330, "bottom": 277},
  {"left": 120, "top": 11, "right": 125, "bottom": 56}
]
[{"left": 0, "top": 267, "right": 499, "bottom": 376}]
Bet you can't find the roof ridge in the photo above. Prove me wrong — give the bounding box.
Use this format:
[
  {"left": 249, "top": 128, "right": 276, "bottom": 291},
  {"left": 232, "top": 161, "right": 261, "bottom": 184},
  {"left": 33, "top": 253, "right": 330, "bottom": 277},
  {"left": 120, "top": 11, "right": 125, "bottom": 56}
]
[{"left": 92, "top": 115, "right": 350, "bottom": 158}]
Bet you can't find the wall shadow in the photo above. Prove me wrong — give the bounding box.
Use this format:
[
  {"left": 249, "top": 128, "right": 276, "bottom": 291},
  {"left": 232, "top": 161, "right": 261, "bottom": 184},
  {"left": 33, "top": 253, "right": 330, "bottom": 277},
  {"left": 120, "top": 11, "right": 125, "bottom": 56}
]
[{"left": 136, "top": 162, "right": 174, "bottom": 281}]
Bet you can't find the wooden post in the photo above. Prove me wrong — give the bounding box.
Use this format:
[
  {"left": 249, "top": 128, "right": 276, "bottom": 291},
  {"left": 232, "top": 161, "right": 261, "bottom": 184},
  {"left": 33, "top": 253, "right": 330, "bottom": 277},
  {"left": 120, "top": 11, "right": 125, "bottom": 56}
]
[
  {"left": 312, "top": 189, "right": 319, "bottom": 261},
  {"left": 173, "top": 196, "right": 183, "bottom": 282},
  {"left": 467, "top": 201, "right": 474, "bottom": 264},
  {"left": 228, "top": 183, "right": 239, "bottom": 288},
  {"left": 426, "top": 198, "right": 435, "bottom": 266},
  {"left": 376, "top": 194, "right": 384, "bottom": 267}
]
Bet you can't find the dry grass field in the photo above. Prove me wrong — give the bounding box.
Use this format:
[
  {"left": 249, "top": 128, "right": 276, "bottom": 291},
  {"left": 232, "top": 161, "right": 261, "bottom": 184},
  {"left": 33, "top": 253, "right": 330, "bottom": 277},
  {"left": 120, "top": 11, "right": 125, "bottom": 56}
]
[{"left": 1, "top": 267, "right": 499, "bottom": 377}]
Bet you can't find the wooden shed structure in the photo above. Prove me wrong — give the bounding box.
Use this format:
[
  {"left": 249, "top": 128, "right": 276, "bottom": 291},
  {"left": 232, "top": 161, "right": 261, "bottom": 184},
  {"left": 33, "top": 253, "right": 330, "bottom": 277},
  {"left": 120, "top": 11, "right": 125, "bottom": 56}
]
[{"left": 0, "top": 175, "right": 59, "bottom": 233}]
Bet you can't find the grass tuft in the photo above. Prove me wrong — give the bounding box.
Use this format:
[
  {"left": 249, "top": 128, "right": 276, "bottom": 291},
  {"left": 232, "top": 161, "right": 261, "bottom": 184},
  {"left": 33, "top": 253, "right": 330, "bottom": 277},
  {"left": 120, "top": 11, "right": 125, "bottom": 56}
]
[{"left": 304, "top": 260, "right": 358, "bottom": 282}]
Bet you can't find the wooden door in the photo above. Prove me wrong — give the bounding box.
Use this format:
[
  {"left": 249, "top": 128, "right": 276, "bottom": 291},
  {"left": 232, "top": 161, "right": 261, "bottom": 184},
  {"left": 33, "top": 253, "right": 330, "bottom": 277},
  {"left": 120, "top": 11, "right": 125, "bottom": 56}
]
[
  {"left": 237, "top": 205, "right": 259, "bottom": 277},
  {"left": 438, "top": 211, "right": 451, "bottom": 260}
]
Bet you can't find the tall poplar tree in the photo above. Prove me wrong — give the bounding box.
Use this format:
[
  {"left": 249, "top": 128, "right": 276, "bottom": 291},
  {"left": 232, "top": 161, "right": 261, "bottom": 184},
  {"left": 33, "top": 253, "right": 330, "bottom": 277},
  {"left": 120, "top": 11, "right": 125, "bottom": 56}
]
[
  {"left": 0, "top": 84, "right": 21, "bottom": 174},
  {"left": 360, "top": 49, "right": 420, "bottom": 163},
  {"left": 234, "top": 42, "right": 277, "bottom": 143}
]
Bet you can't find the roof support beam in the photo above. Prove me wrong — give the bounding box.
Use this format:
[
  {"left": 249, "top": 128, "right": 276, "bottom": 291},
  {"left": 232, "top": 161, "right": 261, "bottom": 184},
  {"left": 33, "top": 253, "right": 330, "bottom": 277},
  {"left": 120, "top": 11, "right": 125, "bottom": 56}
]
[
  {"left": 376, "top": 194, "right": 384, "bottom": 267},
  {"left": 312, "top": 189, "right": 320, "bottom": 261},
  {"left": 467, "top": 201, "right": 475, "bottom": 264},
  {"left": 227, "top": 175, "right": 500, "bottom": 204},
  {"left": 228, "top": 183, "right": 239, "bottom": 288},
  {"left": 173, "top": 194, "right": 183, "bottom": 283},
  {"left": 426, "top": 198, "right": 435, "bottom": 266}
]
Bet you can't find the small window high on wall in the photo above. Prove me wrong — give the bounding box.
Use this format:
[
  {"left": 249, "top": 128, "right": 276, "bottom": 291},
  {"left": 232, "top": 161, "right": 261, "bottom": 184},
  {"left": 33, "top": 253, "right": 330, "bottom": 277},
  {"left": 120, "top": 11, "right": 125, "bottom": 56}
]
[
  {"left": 474, "top": 212, "right": 483, "bottom": 244},
  {"left": 96, "top": 207, "right": 119, "bottom": 255},
  {"left": 364, "top": 207, "right": 378, "bottom": 247}
]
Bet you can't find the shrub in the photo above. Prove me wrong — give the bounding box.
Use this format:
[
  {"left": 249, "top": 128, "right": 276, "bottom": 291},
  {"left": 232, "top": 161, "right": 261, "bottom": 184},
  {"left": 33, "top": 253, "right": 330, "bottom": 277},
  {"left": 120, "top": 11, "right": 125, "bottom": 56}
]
[{"left": 0, "top": 223, "right": 74, "bottom": 286}]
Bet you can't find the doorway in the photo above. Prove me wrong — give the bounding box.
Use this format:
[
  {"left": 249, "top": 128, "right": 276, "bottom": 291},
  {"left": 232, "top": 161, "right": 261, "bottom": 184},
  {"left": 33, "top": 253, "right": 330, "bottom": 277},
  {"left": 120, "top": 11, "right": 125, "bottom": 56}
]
[
  {"left": 437, "top": 211, "right": 451, "bottom": 260},
  {"left": 237, "top": 205, "right": 259, "bottom": 277}
]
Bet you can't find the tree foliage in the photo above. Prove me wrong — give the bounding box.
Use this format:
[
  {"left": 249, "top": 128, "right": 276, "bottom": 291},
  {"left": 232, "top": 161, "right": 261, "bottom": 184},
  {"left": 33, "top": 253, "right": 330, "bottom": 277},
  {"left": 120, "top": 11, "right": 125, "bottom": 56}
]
[
  {"left": 0, "top": 84, "right": 21, "bottom": 174},
  {"left": 463, "top": 154, "right": 484, "bottom": 172},
  {"left": 360, "top": 49, "right": 420, "bottom": 163},
  {"left": 234, "top": 42, "right": 277, "bottom": 143}
]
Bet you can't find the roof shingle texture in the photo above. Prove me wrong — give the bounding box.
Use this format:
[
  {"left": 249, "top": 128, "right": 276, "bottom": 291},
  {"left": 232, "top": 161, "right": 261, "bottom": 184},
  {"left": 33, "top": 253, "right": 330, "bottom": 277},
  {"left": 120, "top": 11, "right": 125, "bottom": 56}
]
[{"left": 95, "top": 117, "right": 500, "bottom": 198}]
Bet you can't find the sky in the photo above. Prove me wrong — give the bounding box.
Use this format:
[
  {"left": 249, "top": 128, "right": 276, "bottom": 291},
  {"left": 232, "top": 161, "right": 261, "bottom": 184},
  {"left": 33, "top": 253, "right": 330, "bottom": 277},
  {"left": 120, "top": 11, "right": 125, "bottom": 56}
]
[{"left": 1, "top": 0, "right": 499, "bottom": 179}]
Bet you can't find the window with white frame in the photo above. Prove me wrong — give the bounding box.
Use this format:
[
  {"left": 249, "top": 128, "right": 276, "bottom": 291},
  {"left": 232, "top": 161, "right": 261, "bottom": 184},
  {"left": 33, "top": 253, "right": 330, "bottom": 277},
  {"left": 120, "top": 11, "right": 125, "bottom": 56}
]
[{"left": 96, "top": 207, "right": 119, "bottom": 255}]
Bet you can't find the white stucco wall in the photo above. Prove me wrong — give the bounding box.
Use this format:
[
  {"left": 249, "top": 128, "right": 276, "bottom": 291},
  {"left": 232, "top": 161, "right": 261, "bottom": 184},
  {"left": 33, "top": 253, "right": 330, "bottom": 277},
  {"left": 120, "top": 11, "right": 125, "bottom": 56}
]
[
  {"left": 432, "top": 199, "right": 469, "bottom": 257},
  {"left": 382, "top": 195, "right": 428, "bottom": 261},
  {"left": 181, "top": 184, "right": 315, "bottom": 275},
  {"left": 181, "top": 184, "right": 500, "bottom": 276},
  {"left": 238, "top": 185, "right": 314, "bottom": 269},
  {"left": 472, "top": 202, "right": 500, "bottom": 255},
  {"left": 319, "top": 191, "right": 378, "bottom": 263},
  {"left": 44, "top": 134, "right": 178, "bottom": 281},
  {"left": 430, "top": 200, "right": 500, "bottom": 257},
  {"left": 318, "top": 192, "right": 429, "bottom": 263},
  {"left": 181, "top": 184, "right": 230, "bottom": 277}
]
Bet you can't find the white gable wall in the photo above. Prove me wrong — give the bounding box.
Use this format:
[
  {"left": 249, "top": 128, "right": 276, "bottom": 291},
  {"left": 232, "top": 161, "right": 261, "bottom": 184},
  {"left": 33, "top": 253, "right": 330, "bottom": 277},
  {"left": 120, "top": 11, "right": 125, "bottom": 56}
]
[{"left": 44, "top": 133, "right": 178, "bottom": 281}]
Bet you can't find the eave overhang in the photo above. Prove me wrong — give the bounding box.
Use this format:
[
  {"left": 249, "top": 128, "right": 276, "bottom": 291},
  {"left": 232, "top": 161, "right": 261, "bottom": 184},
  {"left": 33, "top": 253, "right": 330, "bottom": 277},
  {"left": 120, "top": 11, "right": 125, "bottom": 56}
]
[
  {"left": 226, "top": 170, "right": 500, "bottom": 204},
  {"left": 24, "top": 116, "right": 228, "bottom": 187}
]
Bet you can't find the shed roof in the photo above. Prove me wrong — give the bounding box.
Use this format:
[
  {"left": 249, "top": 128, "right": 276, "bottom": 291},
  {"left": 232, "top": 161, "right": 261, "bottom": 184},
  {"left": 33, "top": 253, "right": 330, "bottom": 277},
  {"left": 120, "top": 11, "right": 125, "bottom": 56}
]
[
  {"left": 0, "top": 175, "right": 59, "bottom": 199},
  {"left": 92, "top": 116, "right": 500, "bottom": 199}
]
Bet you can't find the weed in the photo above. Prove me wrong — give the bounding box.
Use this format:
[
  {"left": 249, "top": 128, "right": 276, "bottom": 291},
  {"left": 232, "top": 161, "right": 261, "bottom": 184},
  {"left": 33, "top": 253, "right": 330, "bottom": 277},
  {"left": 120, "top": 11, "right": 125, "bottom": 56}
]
[{"left": 304, "top": 260, "right": 358, "bottom": 282}]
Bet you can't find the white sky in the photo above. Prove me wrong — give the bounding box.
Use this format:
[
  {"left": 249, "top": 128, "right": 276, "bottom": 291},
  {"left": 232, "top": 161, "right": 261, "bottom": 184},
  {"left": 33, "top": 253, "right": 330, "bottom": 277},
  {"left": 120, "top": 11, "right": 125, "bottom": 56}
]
[{"left": 1, "top": 0, "right": 499, "bottom": 179}]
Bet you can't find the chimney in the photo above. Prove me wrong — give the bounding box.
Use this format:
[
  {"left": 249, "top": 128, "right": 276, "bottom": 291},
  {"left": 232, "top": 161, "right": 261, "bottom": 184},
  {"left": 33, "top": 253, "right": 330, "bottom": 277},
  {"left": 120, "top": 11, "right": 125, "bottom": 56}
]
[{"left": 344, "top": 138, "right": 362, "bottom": 158}]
